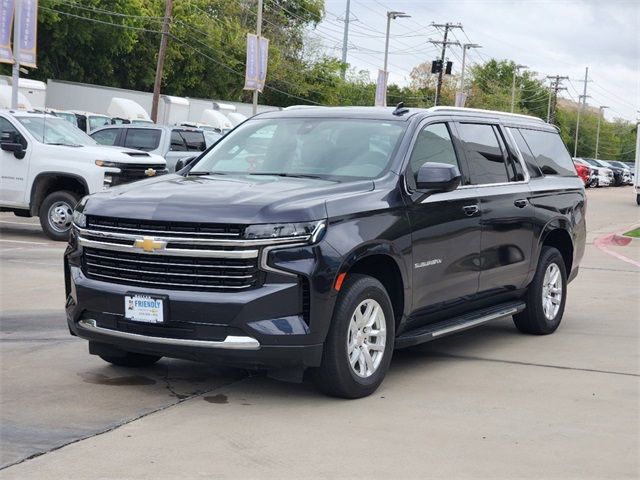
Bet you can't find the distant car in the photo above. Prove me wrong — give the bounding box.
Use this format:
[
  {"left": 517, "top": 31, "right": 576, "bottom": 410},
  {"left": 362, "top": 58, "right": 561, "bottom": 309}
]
[
  {"left": 91, "top": 124, "right": 207, "bottom": 172},
  {"left": 72, "top": 111, "right": 112, "bottom": 133},
  {"left": 46, "top": 108, "right": 79, "bottom": 127},
  {"left": 579, "top": 158, "right": 613, "bottom": 187},
  {"left": 605, "top": 160, "right": 633, "bottom": 185},
  {"left": 573, "top": 159, "right": 591, "bottom": 186},
  {"left": 592, "top": 159, "right": 627, "bottom": 186}
]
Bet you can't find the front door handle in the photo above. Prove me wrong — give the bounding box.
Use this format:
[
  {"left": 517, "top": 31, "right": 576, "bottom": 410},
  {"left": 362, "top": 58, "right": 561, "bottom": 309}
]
[
  {"left": 462, "top": 204, "right": 479, "bottom": 216},
  {"left": 514, "top": 199, "right": 528, "bottom": 208}
]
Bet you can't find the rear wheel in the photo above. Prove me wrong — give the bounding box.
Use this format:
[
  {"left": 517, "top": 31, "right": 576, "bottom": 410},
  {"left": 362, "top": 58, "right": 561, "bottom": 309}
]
[
  {"left": 313, "top": 274, "right": 395, "bottom": 399},
  {"left": 99, "top": 352, "right": 162, "bottom": 367},
  {"left": 38, "top": 190, "right": 79, "bottom": 241},
  {"left": 636, "top": 194, "right": 640, "bottom": 206},
  {"left": 514, "top": 246, "right": 567, "bottom": 335}
]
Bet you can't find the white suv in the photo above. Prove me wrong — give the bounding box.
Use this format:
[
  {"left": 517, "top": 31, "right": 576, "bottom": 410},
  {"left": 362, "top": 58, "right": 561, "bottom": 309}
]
[{"left": 0, "top": 110, "right": 166, "bottom": 240}]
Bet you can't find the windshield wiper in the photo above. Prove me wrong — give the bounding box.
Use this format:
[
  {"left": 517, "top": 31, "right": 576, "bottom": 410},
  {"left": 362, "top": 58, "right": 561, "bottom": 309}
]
[
  {"left": 45, "top": 142, "right": 82, "bottom": 147},
  {"left": 247, "top": 172, "right": 325, "bottom": 179},
  {"left": 187, "top": 171, "right": 226, "bottom": 176}
]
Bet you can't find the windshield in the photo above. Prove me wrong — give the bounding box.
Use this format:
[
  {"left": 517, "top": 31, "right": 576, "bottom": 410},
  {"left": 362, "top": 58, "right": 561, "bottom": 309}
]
[
  {"left": 191, "top": 118, "right": 406, "bottom": 180},
  {"left": 583, "top": 158, "right": 605, "bottom": 167},
  {"left": 54, "top": 112, "right": 78, "bottom": 126},
  {"left": 17, "top": 116, "right": 96, "bottom": 146}
]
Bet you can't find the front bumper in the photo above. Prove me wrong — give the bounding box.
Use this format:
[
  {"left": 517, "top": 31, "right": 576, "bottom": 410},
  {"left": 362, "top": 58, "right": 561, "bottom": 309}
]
[{"left": 64, "top": 233, "right": 339, "bottom": 370}]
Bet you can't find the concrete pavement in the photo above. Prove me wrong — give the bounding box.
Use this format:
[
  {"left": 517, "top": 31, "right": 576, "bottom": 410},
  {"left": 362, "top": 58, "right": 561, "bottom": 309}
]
[{"left": 0, "top": 186, "right": 638, "bottom": 479}]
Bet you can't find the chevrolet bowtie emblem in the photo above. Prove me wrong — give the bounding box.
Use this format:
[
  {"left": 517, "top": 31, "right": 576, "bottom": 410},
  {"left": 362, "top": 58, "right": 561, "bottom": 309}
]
[
  {"left": 133, "top": 237, "right": 166, "bottom": 252},
  {"left": 145, "top": 168, "right": 157, "bottom": 177}
]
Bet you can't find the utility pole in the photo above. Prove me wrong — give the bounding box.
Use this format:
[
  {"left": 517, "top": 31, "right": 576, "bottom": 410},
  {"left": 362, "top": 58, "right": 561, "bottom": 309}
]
[
  {"left": 455, "top": 43, "right": 480, "bottom": 107},
  {"left": 430, "top": 22, "right": 462, "bottom": 106},
  {"left": 252, "top": 0, "right": 264, "bottom": 116},
  {"left": 150, "top": 0, "right": 173, "bottom": 123},
  {"left": 510, "top": 64, "right": 528, "bottom": 113},
  {"left": 546, "top": 75, "right": 568, "bottom": 124},
  {"left": 382, "top": 11, "right": 410, "bottom": 106},
  {"left": 574, "top": 66, "right": 590, "bottom": 157},
  {"left": 340, "top": 0, "right": 351, "bottom": 79},
  {"left": 10, "top": 0, "right": 22, "bottom": 109},
  {"left": 594, "top": 105, "right": 609, "bottom": 160}
]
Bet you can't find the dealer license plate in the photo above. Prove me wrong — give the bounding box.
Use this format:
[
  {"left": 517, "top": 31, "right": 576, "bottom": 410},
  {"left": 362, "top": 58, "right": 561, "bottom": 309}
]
[{"left": 124, "top": 295, "right": 164, "bottom": 324}]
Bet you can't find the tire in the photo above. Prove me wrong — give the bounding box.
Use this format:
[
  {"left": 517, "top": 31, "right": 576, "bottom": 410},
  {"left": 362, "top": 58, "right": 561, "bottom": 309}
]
[
  {"left": 513, "top": 246, "right": 567, "bottom": 335},
  {"left": 636, "top": 194, "right": 640, "bottom": 206},
  {"left": 38, "top": 190, "right": 79, "bottom": 241},
  {"left": 313, "top": 274, "right": 395, "bottom": 399},
  {"left": 99, "top": 352, "right": 162, "bottom": 367}
]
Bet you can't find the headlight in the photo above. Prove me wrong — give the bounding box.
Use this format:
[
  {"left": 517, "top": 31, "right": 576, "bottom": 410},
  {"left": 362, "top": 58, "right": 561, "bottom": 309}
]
[
  {"left": 243, "top": 220, "right": 326, "bottom": 242},
  {"left": 95, "top": 160, "right": 120, "bottom": 168},
  {"left": 72, "top": 210, "right": 86, "bottom": 228}
]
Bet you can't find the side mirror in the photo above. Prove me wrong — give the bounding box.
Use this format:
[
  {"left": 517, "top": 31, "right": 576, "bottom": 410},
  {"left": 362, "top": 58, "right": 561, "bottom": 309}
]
[
  {"left": 175, "top": 156, "right": 197, "bottom": 173},
  {"left": 416, "top": 162, "right": 461, "bottom": 193},
  {"left": 1, "top": 131, "right": 25, "bottom": 159}
]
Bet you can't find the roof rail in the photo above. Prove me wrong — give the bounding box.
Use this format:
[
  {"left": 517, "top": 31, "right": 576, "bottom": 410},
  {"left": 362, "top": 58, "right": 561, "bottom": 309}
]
[{"left": 428, "top": 106, "right": 544, "bottom": 123}]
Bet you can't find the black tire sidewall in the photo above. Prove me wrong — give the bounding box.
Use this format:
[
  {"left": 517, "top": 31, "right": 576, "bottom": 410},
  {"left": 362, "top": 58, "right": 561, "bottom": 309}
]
[
  {"left": 38, "top": 191, "right": 79, "bottom": 241},
  {"left": 315, "top": 274, "right": 395, "bottom": 398},
  {"left": 519, "top": 247, "right": 567, "bottom": 334}
]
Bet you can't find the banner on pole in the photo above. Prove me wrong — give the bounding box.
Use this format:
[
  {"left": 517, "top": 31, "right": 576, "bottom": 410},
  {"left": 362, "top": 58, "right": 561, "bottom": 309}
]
[
  {"left": 18, "top": 0, "right": 37, "bottom": 68},
  {"left": 454, "top": 92, "right": 467, "bottom": 108},
  {"left": 374, "top": 69, "right": 388, "bottom": 107},
  {"left": 257, "top": 36, "right": 269, "bottom": 92},
  {"left": 244, "top": 33, "right": 259, "bottom": 90},
  {"left": 0, "top": 0, "right": 15, "bottom": 64}
]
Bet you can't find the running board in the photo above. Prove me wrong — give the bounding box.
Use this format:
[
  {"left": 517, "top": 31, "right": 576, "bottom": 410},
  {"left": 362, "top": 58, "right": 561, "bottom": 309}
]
[{"left": 395, "top": 301, "right": 526, "bottom": 349}]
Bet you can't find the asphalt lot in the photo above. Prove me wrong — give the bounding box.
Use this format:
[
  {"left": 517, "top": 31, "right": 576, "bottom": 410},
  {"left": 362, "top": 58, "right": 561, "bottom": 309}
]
[{"left": 0, "top": 186, "right": 638, "bottom": 479}]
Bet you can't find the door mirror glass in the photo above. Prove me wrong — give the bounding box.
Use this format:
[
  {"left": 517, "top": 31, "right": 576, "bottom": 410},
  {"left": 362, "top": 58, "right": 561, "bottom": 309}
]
[{"left": 416, "top": 162, "right": 461, "bottom": 193}]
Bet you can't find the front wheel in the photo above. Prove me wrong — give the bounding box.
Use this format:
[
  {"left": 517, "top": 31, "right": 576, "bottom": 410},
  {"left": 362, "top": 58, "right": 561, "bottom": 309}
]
[
  {"left": 514, "top": 246, "right": 567, "bottom": 335},
  {"left": 636, "top": 193, "right": 640, "bottom": 206},
  {"left": 313, "top": 274, "right": 395, "bottom": 399},
  {"left": 38, "top": 190, "right": 79, "bottom": 241}
]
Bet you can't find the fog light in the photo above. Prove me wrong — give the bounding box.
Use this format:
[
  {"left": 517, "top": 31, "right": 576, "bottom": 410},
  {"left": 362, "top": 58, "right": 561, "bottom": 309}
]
[{"left": 103, "top": 174, "right": 113, "bottom": 189}]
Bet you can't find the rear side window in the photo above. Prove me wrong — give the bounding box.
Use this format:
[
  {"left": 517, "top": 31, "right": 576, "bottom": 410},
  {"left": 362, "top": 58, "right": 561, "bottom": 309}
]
[
  {"left": 123, "top": 129, "right": 161, "bottom": 151},
  {"left": 408, "top": 123, "right": 461, "bottom": 186},
  {"left": 456, "top": 123, "right": 509, "bottom": 185},
  {"left": 170, "top": 130, "right": 206, "bottom": 152},
  {"left": 519, "top": 129, "right": 576, "bottom": 176},
  {"left": 91, "top": 128, "right": 118, "bottom": 146},
  {"left": 508, "top": 128, "right": 542, "bottom": 178}
]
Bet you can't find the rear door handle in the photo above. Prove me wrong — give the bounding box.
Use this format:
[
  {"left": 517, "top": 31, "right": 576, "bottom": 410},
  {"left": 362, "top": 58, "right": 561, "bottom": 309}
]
[
  {"left": 462, "top": 204, "right": 479, "bottom": 216},
  {"left": 514, "top": 199, "right": 528, "bottom": 208}
]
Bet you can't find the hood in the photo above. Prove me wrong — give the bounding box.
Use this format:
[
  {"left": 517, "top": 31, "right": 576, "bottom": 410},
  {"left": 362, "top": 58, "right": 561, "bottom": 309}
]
[
  {"left": 84, "top": 173, "right": 374, "bottom": 224},
  {"left": 83, "top": 145, "right": 166, "bottom": 165}
]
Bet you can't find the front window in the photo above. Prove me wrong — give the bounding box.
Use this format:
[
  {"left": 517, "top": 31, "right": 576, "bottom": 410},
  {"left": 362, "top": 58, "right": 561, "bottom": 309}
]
[
  {"left": 16, "top": 116, "right": 97, "bottom": 146},
  {"left": 190, "top": 118, "right": 406, "bottom": 180}
]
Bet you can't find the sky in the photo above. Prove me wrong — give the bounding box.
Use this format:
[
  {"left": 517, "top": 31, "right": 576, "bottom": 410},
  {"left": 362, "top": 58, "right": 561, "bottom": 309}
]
[{"left": 314, "top": 0, "right": 639, "bottom": 121}]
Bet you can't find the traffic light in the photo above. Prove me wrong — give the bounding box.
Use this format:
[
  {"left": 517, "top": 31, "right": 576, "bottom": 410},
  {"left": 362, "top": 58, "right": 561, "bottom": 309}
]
[
  {"left": 445, "top": 61, "right": 453, "bottom": 75},
  {"left": 431, "top": 60, "right": 443, "bottom": 74}
]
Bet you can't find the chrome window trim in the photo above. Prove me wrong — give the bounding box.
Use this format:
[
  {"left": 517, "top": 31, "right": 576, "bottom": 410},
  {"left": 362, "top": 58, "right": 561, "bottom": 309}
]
[{"left": 78, "top": 319, "right": 260, "bottom": 350}]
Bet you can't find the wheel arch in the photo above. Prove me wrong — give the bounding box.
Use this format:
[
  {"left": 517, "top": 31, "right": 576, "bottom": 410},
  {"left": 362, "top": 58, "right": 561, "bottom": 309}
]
[
  {"left": 539, "top": 223, "right": 574, "bottom": 275},
  {"left": 30, "top": 172, "right": 88, "bottom": 215},
  {"left": 336, "top": 243, "right": 409, "bottom": 329}
]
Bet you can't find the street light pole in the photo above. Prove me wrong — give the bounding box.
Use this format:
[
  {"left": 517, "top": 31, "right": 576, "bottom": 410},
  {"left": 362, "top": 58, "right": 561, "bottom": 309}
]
[
  {"left": 382, "top": 11, "right": 410, "bottom": 106},
  {"left": 11, "top": 0, "right": 22, "bottom": 109},
  {"left": 510, "top": 64, "right": 528, "bottom": 113},
  {"left": 456, "top": 43, "right": 480, "bottom": 107},
  {"left": 252, "top": 0, "right": 264, "bottom": 116},
  {"left": 595, "top": 105, "right": 609, "bottom": 160}
]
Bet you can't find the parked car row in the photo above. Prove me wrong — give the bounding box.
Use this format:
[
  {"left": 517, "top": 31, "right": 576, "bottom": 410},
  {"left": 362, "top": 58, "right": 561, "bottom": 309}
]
[{"left": 573, "top": 157, "right": 633, "bottom": 188}]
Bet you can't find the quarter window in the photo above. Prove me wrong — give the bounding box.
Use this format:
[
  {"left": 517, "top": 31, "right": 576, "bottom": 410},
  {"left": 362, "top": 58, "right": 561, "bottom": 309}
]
[
  {"left": 508, "top": 128, "right": 542, "bottom": 178},
  {"left": 519, "top": 128, "right": 577, "bottom": 177},
  {"left": 456, "top": 123, "right": 509, "bottom": 185},
  {"left": 123, "top": 129, "right": 161, "bottom": 151},
  {"left": 408, "top": 123, "right": 460, "bottom": 187}
]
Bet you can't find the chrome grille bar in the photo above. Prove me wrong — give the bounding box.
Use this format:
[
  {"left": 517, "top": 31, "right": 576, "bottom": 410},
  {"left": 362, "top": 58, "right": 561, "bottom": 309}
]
[
  {"left": 85, "top": 262, "right": 254, "bottom": 279},
  {"left": 84, "top": 272, "right": 255, "bottom": 290},
  {"left": 84, "top": 251, "right": 255, "bottom": 269}
]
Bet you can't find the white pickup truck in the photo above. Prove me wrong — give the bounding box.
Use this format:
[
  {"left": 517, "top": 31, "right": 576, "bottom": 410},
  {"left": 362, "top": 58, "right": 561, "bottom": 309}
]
[{"left": 0, "top": 109, "right": 166, "bottom": 240}]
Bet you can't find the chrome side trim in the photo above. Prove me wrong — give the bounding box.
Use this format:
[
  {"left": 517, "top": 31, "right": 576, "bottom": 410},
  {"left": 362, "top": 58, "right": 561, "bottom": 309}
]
[
  {"left": 78, "top": 237, "right": 259, "bottom": 259},
  {"left": 431, "top": 306, "right": 520, "bottom": 338},
  {"left": 83, "top": 271, "right": 255, "bottom": 289},
  {"left": 77, "top": 227, "right": 311, "bottom": 247},
  {"left": 77, "top": 319, "right": 261, "bottom": 350}
]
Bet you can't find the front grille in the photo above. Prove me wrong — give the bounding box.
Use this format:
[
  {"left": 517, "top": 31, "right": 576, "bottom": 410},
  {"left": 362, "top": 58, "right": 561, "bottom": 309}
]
[
  {"left": 83, "top": 248, "right": 259, "bottom": 291},
  {"left": 86, "top": 216, "right": 244, "bottom": 238},
  {"left": 112, "top": 163, "right": 168, "bottom": 186}
]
